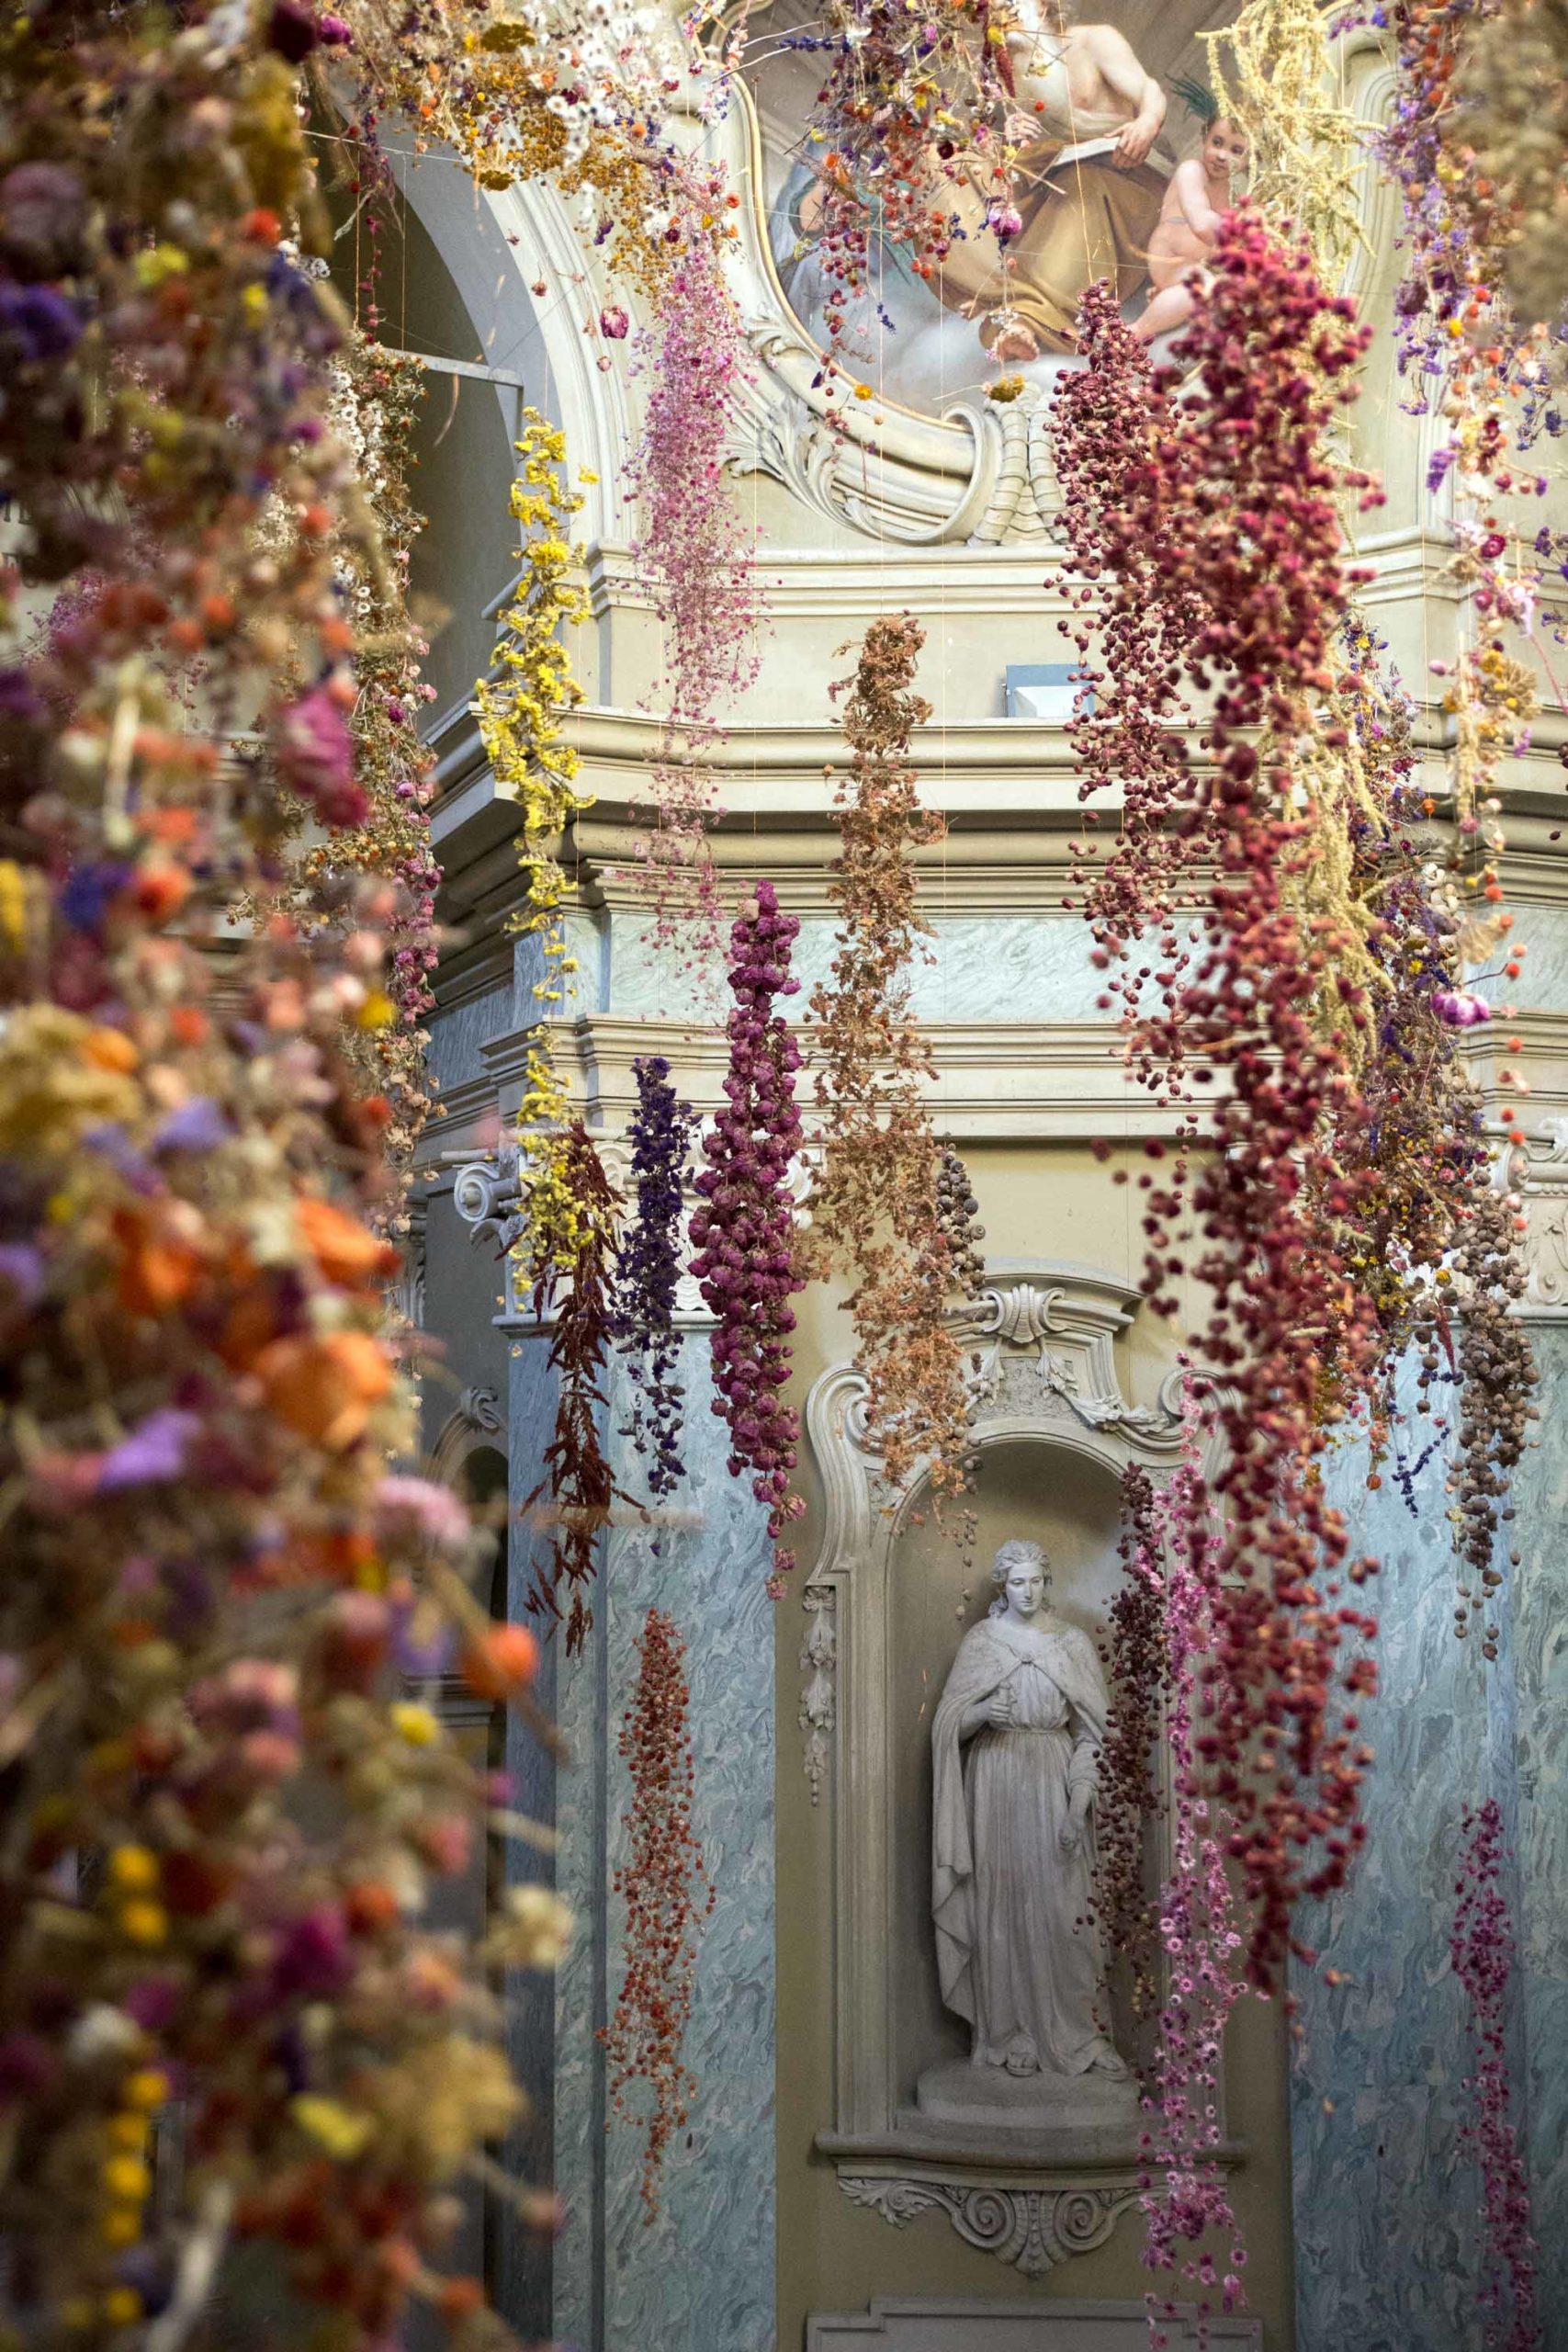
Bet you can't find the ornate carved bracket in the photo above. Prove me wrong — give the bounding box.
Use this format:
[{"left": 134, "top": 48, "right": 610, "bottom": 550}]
[
  {"left": 953, "top": 1275, "right": 1184, "bottom": 1453},
  {"left": 837, "top": 2169, "right": 1137, "bottom": 2277}
]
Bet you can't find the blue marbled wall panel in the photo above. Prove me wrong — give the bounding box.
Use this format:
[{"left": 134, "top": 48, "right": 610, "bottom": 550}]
[
  {"left": 553, "top": 1335, "right": 777, "bottom": 2352},
  {"left": 1288, "top": 1365, "right": 1554, "bottom": 2352},
  {"left": 498, "top": 1334, "right": 567, "bottom": 2344},
  {"left": 1500, "top": 1322, "right": 1568, "bottom": 2344},
  {"left": 608, "top": 912, "right": 1107, "bottom": 1029}
]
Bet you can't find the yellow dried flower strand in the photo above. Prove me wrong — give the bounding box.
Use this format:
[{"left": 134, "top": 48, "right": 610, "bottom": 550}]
[
  {"left": 473, "top": 411, "right": 593, "bottom": 1275},
  {"left": 1202, "top": 0, "right": 1367, "bottom": 282}
]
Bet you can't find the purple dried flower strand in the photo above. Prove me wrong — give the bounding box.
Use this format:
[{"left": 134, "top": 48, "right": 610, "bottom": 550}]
[
  {"left": 688, "top": 881, "right": 807, "bottom": 1591},
  {"left": 613, "top": 1056, "right": 699, "bottom": 1498},
  {"left": 1452, "top": 1798, "right": 1541, "bottom": 2352}
]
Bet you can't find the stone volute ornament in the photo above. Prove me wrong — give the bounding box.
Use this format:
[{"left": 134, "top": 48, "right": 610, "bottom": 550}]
[{"left": 923, "top": 1539, "right": 1133, "bottom": 2130}]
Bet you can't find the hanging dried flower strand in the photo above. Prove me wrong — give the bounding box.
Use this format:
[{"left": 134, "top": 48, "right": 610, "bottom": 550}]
[
  {"left": 1066, "top": 218, "right": 1388, "bottom": 1987},
  {"left": 613, "top": 1057, "right": 700, "bottom": 1501},
  {"left": 475, "top": 411, "right": 592, "bottom": 1272},
  {"left": 1451, "top": 1799, "right": 1541, "bottom": 2351},
  {"left": 690, "top": 882, "right": 808, "bottom": 1592},
  {"left": 523, "top": 1126, "right": 626, "bottom": 1653},
  {"left": 808, "top": 614, "right": 973, "bottom": 1506},
  {"left": 626, "top": 236, "right": 762, "bottom": 966},
  {"left": 1096, "top": 1465, "right": 1168, "bottom": 2022},
  {"left": 604, "top": 1608, "right": 714, "bottom": 2221}
]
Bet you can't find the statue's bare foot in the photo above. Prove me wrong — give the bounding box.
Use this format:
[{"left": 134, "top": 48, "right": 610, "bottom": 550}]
[
  {"left": 1089, "top": 2047, "right": 1129, "bottom": 2075},
  {"left": 990, "top": 321, "right": 1041, "bottom": 365},
  {"left": 1004, "top": 2044, "right": 1039, "bottom": 2078}
]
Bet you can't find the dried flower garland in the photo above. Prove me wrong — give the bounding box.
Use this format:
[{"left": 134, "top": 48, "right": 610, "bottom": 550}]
[
  {"left": 1141, "top": 1453, "right": 1247, "bottom": 2339},
  {"left": 1053, "top": 286, "right": 1209, "bottom": 1085},
  {"left": 1451, "top": 1800, "right": 1541, "bottom": 2350},
  {"left": 475, "top": 413, "right": 593, "bottom": 1270},
  {"left": 807, "top": 616, "right": 972, "bottom": 1504},
  {"left": 784, "top": 0, "right": 1017, "bottom": 356},
  {"left": 523, "top": 1125, "right": 626, "bottom": 1653},
  {"left": 689, "top": 882, "right": 807, "bottom": 1592},
  {"left": 625, "top": 234, "right": 761, "bottom": 965},
  {"left": 1066, "top": 219, "right": 1389, "bottom": 1986},
  {"left": 613, "top": 1057, "right": 700, "bottom": 1499},
  {"left": 604, "top": 1609, "right": 713, "bottom": 2221},
  {"left": 0, "top": 6, "right": 557, "bottom": 2341},
  {"left": 1097, "top": 1467, "right": 1168, "bottom": 2023},
  {"left": 299, "top": 331, "right": 442, "bottom": 1204}
]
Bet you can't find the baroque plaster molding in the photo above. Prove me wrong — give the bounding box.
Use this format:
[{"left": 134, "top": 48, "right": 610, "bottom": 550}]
[
  {"left": 424, "top": 1385, "right": 505, "bottom": 1489},
  {"left": 799, "top": 1584, "right": 837, "bottom": 1806},
  {"left": 1498, "top": 1114, "right": 1568, "bottom": 1313},
  {"left": 707, "top": 35, "right": 1393, "bottom": 548},
  {"left": 837, "top": 2171, "right": 1136, "bottom": 2278},
  {"left": 805, "top": 2297, "right": 1262, "bottom": 2349}
]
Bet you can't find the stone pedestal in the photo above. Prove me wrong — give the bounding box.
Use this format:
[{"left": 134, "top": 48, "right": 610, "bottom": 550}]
[{"left": 914, "top": 2058, "right": 1137, "bottom": 2134}]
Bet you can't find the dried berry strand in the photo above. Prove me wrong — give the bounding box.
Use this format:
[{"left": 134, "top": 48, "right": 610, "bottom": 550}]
[
  {"left": 603, "top": 1608, "right": 715, "bottom": 2221},
  {"left": 689, "top": 881, "right": 808, "bottom": 1591}
]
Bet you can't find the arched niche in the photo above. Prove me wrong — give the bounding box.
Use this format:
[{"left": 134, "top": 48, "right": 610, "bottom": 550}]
[
  {"left": 889, "top": 1435, "right": 1140, "bottom": 2116},
  {"left": 800, "top": 1260, "right": 1224, "bottom": 2278}
]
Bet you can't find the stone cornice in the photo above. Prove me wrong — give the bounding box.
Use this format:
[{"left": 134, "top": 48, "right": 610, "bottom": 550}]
[{"left": 411, "top": 1006, "right": 1568, "bottom": 1165}]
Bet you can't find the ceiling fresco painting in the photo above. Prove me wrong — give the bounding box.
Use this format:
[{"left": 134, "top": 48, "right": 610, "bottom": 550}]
[{"left": 741, "top": 0, "right": 1247, "bottom": 413}]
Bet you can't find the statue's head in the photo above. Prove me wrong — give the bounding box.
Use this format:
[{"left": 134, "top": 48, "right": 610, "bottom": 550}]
[{"left": 988, "top": 1537, "right": 1051, "bottom": 1620}]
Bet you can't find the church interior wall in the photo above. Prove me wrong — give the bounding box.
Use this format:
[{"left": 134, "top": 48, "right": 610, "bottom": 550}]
[{"left": 383, "top": 78, "right": 1568, "bottom": 2348}]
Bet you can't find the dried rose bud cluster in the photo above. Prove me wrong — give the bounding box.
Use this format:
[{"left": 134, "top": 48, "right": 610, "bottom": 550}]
[
  {"left": 1450, "top": 1799, "right": 1541, "bottom": 2350},
  {"left": 603, "top": 1609, "right": 715, "bottom": 2222},
  {"left": 690, "top": 881, "right": 808, "bottom": 1590}
]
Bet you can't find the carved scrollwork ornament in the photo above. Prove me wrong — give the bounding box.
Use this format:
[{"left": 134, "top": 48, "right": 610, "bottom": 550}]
[{"left": 837, "top": 2173, "right": 1137, "bottom": 2276}]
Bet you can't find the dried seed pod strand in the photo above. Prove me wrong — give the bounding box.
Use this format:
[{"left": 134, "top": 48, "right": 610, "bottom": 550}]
[
  {"left": 603, "top": 1609, "right": 715, "bottom": 2221},
  {"left": 689, "top": 881, "right": 807, "bottom": 1590}
]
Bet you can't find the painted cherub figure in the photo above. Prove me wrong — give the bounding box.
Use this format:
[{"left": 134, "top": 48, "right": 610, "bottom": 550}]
[{"left": 1132, "top": 113, "right": 1248, "bottom": 345}]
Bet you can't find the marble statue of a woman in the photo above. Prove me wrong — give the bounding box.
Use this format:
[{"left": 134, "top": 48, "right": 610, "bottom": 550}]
[{"left": 929, "top": 1539, "right": 1128, "bottom": 2100}]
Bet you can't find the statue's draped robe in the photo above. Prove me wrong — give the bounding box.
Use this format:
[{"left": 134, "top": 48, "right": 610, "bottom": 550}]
[
  {"left": 931, "top": 1612, "right": 1123, "bottom": 2076},
  {"left": 929, "top": 43, "right": 1165, "bottom": 353}
]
